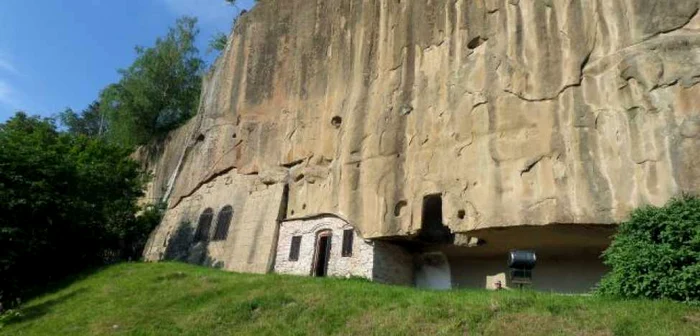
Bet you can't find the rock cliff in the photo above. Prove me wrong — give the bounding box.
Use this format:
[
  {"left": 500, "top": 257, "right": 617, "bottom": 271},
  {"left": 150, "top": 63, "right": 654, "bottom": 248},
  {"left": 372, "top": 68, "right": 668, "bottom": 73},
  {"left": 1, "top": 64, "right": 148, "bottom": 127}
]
[{"left": 142, "top": 0, "right": 700, "bottom": 244}]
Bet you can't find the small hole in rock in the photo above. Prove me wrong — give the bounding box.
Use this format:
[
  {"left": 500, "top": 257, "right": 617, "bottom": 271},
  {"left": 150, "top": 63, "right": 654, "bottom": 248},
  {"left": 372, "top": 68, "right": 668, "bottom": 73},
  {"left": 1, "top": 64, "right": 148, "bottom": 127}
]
[
  {"left": 458, "top": 210, "right": 466, "bottom": 219},
  {"left": 302, "top": 203, "right": 307, "bottom": 210},
  {"left": 196, "top": 134, "right": 205, "bottom": 142},
  {"left": 467, "top": 36, "right": 484, "bottom": 49},
  {"left": 232, "top": 133, "right": 237, "bottom": 139},
  {"left": 290, "top": 210, "right": 295, "bottom": 216},
  {"left": 294, "top": 174, "right": 305, "bottom": 182},
  {"left": 394, "top": 200, "right": 408, "bottom": 217},
  {"left": 331, "top": 116, "right": 342, "bottom": 128}
]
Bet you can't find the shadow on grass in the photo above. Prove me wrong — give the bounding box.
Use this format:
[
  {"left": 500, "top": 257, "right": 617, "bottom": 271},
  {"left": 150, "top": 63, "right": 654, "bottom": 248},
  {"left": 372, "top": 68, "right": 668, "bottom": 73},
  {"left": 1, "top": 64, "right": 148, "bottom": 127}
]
[
  {"left": 5, "top": 262, "right": 131, "bottom": 326},
  {"left": 20, "top": 263, "right": 114, "bottom": 299},
  {"left": 6, "top": 288, "right": 87, "bottom": 326}
]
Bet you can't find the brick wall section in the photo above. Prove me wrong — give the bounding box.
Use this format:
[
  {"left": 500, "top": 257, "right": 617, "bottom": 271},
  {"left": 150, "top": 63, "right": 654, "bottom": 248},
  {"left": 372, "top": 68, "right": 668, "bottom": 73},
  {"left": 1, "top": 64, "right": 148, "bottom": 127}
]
[{"left": 143, "top": 169, "right": 284, "bottom": 274}]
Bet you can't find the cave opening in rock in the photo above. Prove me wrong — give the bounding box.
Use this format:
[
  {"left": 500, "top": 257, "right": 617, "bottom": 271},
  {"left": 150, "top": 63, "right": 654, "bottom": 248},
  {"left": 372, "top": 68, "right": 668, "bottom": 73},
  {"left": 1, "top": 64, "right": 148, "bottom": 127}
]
[{"left": 419, "top": 194, "right": 453, "bottom": 244}]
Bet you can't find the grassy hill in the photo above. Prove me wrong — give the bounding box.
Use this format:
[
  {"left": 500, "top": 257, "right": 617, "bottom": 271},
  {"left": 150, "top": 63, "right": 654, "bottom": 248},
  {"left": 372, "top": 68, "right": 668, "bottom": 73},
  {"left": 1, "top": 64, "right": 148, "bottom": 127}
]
[{"left": 1, "top": 263, "right": 698, "bottom": 335}]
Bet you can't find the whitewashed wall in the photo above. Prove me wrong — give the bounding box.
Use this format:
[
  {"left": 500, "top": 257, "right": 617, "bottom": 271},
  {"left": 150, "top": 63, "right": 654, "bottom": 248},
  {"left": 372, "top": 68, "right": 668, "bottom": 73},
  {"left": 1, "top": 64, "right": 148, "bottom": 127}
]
[{"left": 274, "top": 216, "right": 374, "bottom": 279}]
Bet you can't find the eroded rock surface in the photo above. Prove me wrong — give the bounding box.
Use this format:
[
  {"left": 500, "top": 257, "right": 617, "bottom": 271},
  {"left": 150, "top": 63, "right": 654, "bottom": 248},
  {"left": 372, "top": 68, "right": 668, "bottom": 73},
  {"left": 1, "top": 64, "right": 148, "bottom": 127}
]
[{"left": 141, "top": 0, "right": 700, "bottom": 244}]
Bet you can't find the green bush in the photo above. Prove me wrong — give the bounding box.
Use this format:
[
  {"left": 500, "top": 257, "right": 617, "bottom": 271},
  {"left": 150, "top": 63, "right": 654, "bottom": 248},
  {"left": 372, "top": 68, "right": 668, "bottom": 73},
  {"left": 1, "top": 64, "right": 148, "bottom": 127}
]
[
  {"left": 0, "top": 113, "right": 162, "bottom": 309},
  {"left": 597, "top": 195, "right": 700, "bottom": 303}
]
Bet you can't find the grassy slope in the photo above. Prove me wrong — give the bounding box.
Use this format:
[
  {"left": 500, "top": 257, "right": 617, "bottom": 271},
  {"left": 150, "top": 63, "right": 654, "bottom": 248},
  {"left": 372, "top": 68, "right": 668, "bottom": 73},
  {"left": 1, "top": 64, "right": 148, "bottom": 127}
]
[{"left": 1, "top": 263, "right": 699, "bottom": 336}]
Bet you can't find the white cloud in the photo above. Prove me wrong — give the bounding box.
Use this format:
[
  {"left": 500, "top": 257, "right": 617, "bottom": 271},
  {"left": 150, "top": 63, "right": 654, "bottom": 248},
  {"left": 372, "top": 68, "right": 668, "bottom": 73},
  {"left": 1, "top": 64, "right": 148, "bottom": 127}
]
[
  {"left": 0, "top": 80, "right": 18, "bottom": 107},
  {"left": 0, "top": 52, "right": 23, "bottom": 110},
  {"left": 0, "top": 54, "right": 18, "bottom": 75}
]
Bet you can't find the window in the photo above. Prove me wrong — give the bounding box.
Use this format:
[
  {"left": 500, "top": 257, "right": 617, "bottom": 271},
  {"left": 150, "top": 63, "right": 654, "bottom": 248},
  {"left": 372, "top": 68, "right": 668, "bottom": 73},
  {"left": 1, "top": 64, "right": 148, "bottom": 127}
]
[
  {"left": 194, "top": 208, "right": 214, "bottom": 242},
  {"left": 289, "top": 236, "right": 302, "bottom": 261},
  {"left": 213, "top": 205, "right": 233, "bottom": 241},
  {"left": 342, "top": 229, "right": 354, "bottom": 257}
]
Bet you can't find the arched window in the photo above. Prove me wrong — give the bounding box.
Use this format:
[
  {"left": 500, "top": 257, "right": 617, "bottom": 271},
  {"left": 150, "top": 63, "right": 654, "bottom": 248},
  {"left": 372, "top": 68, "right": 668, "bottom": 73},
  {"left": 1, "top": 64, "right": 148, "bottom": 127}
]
[
  {"left": 213, "top": 205, "right": 233, "bottom": 241},
  {"left": 194, "top": 208, "right": 214, "bottom": 242}
]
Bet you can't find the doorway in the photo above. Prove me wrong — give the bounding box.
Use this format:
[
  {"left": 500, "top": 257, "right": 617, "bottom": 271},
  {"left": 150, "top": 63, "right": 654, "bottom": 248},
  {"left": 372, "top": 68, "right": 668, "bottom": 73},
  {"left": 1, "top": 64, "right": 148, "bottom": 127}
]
[{"left": 313, "top": 231, "right": 332, "bottom": 277}]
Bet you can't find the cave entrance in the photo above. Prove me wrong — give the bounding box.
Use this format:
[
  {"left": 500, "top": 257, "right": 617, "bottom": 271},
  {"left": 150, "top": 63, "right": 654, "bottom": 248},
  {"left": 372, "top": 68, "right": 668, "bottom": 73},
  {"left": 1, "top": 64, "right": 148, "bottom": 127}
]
[
  {"left": 419, "top": 194, "right": 453, "bottom": 244},
  {"left": 313, "top": 230, "right": 332, "bottom": 277}
]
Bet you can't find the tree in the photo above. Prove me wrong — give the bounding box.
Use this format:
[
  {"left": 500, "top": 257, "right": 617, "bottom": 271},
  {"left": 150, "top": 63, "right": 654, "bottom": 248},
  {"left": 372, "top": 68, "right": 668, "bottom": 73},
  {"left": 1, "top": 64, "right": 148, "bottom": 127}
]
[
  {"left": 597, "top": 195, "right": 700, "bottom": 303},
  {"left": 208, "top": 32, "right": 229, "bottom": 54},
  {"left": 0, "top": 112, "right": 160, "bottom": 309},
  {"left": 58, "top": 101, "right": 106, "bottom": 137},
  {"left": 100, "top": 17, "right": 204, "bottom": 147}
]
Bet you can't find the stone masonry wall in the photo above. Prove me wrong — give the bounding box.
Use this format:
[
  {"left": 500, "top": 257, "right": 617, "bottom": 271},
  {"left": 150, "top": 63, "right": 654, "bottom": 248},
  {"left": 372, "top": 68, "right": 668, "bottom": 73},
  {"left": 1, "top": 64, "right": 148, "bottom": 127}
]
[
  {"left": 274, "top": 215, "right": 374, "bottom": 279},
  {"left": 372, "top": 242, "right": 414, "bottom": 286}
]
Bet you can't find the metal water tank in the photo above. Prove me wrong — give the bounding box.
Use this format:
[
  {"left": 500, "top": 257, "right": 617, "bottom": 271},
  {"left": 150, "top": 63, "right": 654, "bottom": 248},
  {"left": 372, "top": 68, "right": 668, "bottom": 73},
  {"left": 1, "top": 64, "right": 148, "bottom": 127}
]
[{"left": 508, "top": 250, "right": 537, "bottom": 269}]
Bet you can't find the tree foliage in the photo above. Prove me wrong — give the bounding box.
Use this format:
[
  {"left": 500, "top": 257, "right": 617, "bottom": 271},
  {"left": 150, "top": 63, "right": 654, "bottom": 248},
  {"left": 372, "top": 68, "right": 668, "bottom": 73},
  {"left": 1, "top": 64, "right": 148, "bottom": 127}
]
[
  {"left": 0, "top": 112, "right": 162, "bottom": 309},
  {"left": 58, "top": 101, "right": 105, "bottom": 137},
  {"left": 597, "top": 195, "right": 700, "bottom": 303},
  {"left": 100, "top": 17, "right": 204, "bottom": 147},
  {"left": 208, "top": 32, "right": 229, "bottom": 54}
]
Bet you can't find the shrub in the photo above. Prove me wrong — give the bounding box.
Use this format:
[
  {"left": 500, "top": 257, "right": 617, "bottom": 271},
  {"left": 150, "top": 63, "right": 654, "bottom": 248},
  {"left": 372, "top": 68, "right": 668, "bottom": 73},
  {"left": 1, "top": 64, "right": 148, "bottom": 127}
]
[
  {"left": 597, "top": 195, "right": 700, "bottom": 303},
  {"left": 0, "top": 113, "right": 160, "bottom": 309}
]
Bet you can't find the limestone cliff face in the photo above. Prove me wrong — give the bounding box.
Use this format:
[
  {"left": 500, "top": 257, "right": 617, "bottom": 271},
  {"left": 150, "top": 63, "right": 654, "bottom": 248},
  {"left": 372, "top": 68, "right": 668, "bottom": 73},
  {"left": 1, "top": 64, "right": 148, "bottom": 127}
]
[{"left": 143, "top": 0, "right": 700, "bottom": 240}]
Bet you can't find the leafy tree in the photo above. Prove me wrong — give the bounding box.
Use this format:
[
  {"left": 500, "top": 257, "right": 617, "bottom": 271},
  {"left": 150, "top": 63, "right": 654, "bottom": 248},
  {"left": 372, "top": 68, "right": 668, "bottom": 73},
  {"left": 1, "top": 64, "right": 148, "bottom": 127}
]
[
  {"left": 0, "top": 112, "right": 160, "bottom": 309},
  {"left": 100, "top": 17, "right": 204, "bottom": 147},
  {"left": 597, "top": 195, "right": 700, "bottom": 303},
  {"left": 58, "top": 101, "right": 106, "bottom": 137},
  {"left": 208, "top": 32, "right": 229, "bottom": 54}
]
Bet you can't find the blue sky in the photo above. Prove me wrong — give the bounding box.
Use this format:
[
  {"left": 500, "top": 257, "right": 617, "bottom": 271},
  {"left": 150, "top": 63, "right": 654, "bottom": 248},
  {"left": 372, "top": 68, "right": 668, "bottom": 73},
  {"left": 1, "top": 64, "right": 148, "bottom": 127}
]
[{"left": 0, "top": 0, "right": 256, "bottom": 122}]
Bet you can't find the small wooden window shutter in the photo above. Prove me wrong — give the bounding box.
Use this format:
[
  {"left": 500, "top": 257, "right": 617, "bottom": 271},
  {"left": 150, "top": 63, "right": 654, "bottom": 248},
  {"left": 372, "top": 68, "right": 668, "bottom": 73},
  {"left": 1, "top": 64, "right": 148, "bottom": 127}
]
[
  {"left": 342, "top": 229, "right": 354, "bottom": 257},
  {"left": 289, "top": 236, "right": 302, "bottom": 261}
]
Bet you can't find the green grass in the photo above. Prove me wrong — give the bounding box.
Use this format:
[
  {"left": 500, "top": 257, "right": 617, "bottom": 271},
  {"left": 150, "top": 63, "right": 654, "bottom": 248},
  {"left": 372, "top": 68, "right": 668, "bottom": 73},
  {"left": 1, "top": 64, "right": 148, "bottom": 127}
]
[{"left": 2, "top": 263, "right": 699, "bottom": 335}]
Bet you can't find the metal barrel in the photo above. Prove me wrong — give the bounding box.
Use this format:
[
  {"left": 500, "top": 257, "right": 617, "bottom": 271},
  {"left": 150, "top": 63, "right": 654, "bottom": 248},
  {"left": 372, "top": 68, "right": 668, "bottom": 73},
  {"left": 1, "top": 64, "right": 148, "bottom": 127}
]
[{"left": 508, "top": 250, "right": 537, "bottom": 269}]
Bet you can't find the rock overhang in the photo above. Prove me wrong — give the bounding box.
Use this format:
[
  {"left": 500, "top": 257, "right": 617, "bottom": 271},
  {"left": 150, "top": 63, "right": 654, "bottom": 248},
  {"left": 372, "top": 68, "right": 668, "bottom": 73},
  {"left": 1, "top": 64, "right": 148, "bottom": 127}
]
[{"left": 139, "top": 0, "right": 700, "bottom": 242}]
